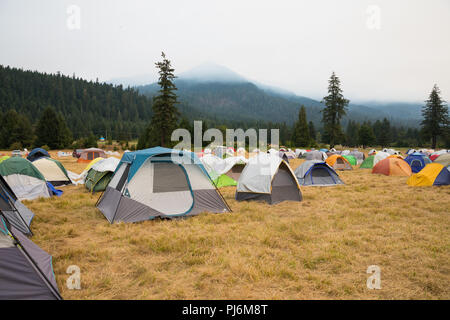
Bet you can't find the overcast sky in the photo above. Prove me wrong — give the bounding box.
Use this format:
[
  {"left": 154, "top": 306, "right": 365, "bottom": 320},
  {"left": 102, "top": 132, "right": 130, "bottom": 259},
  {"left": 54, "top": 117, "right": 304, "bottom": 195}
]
[{"left": 1, "top": 0, "right": 449, "bottom": 102}]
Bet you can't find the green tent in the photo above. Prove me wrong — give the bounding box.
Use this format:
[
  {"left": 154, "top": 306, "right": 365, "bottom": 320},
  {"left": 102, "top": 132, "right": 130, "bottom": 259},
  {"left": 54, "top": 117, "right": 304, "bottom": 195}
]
[
  {"left": 85, "top": 169, "right": 114, "bottom": 193},
  {"left": 0, "top": 156, "right": 10, "bottom": 163},
  {"left": 343, "top": 155, "right": 357, "bottom": 166},
  {"left": 213, "top": 174, "right": 237, "bottom": 188},
  {"left": 0, "top": 157, "right": 45, "bottom": 180},
  {"left": 360, "top": 155, "right": 375, "bottom": 169}
]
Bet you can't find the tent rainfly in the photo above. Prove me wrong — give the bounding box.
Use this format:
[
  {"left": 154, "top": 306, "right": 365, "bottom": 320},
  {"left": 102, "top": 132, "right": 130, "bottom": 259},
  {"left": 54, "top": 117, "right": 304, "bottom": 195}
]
[
  {"left": 0, "top": 157, "right": 50, "bottom": 201},
  {"left": 407, "top": 163, "right": 450, "bottom": 186},
  {"left": 85, "top": 157, "right": 120, "bottom": 193},
  {"left": 32, "top": 158, "right": 71, "bottom": 186},
  {"left": 326, "top": 154, "right": 353, "bottom": 170},
  {"left": 96, "top": 147, "right": 231, "bottom": 223}
]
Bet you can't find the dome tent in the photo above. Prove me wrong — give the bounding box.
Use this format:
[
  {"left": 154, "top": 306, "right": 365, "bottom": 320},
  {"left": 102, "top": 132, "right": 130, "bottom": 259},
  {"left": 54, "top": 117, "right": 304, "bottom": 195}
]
[
  {"left": 201, "top": 154, "right": 247, "bottom": 188},
  {"left": 372, "top": 158, "right": 412, "bottom": 176},
  {"left": 294, "top": 160, "right": 344, "bottom": 186},
  {"left": 32, "top": 157, "right": 71, "bottom": 186},
  {"left": 326, "top": 154, "right": 353, "bottom": 170},
  {"left": 305, "top": 150, "right": 327, "bottom": 161},
  {"left": 0, "top": 157, "right": 50, "bottom": 201},
  {"left": 235, "top": 153, "right": 302, "bottom": 204},
  {"left": 85, "top": 157, "right": 120, "bottom": 193},
  {"left": 404, "top": 152, "right": 432, "bottom": 173},
  {"left": 0, "top": 213, "right": 62, "bottom": 300},
  {"left": 434, "top": 153, "right": 450, "bottom": 167},
  {"left": 0, "top": 175, "right": 35, "bottom": 235},
  {"left": 26, "top": 148, "right": 50, "bottom": 162},
  {"left": 342, "top": 155, "right": 357, "bottom": 166},
  {"left": 96, "top": 147, "right": 231, "bottom": 223},
  {"left": 360, "top": 155, "right": 375, "bottom": 169},
  {"left": 407, "top": 163, "right": 450, "bottom": 186}
]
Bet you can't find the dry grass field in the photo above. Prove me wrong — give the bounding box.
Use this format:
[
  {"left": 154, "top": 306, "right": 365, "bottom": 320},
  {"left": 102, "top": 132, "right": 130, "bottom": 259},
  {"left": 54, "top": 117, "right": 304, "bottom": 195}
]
[{"left": 5, "top": 150, "right": 450, "bottom": 299}]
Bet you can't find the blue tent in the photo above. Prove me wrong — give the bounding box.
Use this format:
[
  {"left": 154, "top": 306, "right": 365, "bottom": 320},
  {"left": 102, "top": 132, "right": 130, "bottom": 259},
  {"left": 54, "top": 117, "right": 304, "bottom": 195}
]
[
  {"left": 97, "top": 147, "right": 231, "bottom": 223},
  {"left": 27, "top": 148, "right": 50, "bottom": 162},
  {"left": 294, "top": 160, "right": 344, "bottom": 186},
  {"left": 405, "top": 152, "right": 432, "bottom": 173}
]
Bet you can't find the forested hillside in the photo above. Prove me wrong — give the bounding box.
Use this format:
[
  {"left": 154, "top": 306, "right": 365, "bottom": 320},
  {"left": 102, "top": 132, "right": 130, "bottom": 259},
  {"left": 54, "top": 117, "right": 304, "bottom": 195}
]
[{"left": 0, "top": 65, "right": 152, "bottom": 140}]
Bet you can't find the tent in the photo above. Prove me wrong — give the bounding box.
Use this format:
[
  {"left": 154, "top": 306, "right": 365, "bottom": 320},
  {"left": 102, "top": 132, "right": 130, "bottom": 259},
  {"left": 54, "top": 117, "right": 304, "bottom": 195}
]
[
  {"left": 96, "top": 147, "right": 231, "bottom": 223},
  {"left": 430, "top": 150, "right": 449, "bottom": 161},
  {"left": 388, "top": 154, "right": 404, "bottom": 160},
  {"left": 434, "top": 153, "right": 450, "bottom": 167},
  {"left": 342, "top": 155, "right": 357, "bottom": 166},
  {"left": 0, "top": 175, "right": 35, "bottom": 235},
  {"left": 85, "top": 157, "right": 120, "bottom": 193},
  {"left": 77, "top": 148, "right": 107, "bottom": 163},
  {"left": 235, "top": 153, "right": 302, "bottom": 204},
  {"left": 0, "top": 157, "right": 50, "bottom": 201},
  {"left": 305, "top": 150, "right": 327, "bottom": 161},
  {"left": 407, "top": 163, "right": 450, "bottom": 187},
  {"left": 0, "top": 213, "right": 62, "bottom": 300},
  {"left": 349, "top": 150, "right": 365, "bottom": 164},
  {"left": 368, "top": 149, "right": 377, "bottom": 156},
  {"left": 360, "top": 155, "right": 375, "bottom": 169},
  {"left": 294, "top": 160, "right": 344, "bottom": 186},
  {"left": 26, "top": 148, "right": 50, "bottom": 162},
  {"left": 372, "top": 158, "right": 412, "bottom": 176},
  {"left": 404, "top": 152, "right": 432, "bottom": 173},
  {"left": 373, "top": 151, "right": 390, "bottom": 166},
  {"left": 201, "top": 155, "right": 247, "bottom": 187},
  {"left": 0, "top": 155, "right": 10, "bottom": 163},
  {"left": 32, "top": 158, "right": 71, "bottom": 186},
  {"left": 326, "top": 154, "right": 353, "bottom": 170}
]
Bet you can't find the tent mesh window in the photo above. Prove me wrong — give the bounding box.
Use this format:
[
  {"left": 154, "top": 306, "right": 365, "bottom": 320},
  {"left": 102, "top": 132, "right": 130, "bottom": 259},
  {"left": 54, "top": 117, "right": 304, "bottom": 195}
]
[{"left": 153, "top": 163, "right": 190, "bottom": 193}]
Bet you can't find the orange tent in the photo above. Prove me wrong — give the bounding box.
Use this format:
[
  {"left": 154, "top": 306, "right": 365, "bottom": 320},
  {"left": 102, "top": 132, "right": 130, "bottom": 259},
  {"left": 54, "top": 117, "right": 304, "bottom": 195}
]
[
  {"left": 372, "top": 158, "right": 412, "bottom": 176},
  {"left": 325, "top": 154, "right": 353, "bottom": 170},
  {"left": 387, "top": 154, "right": 404, "bottom": 160}
]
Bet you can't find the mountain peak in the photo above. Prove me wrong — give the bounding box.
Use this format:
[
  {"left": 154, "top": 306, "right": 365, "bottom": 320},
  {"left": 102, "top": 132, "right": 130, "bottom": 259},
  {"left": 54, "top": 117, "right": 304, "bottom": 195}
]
[{"left": 178, "top": 62, "right": 247, "bottom": 83}]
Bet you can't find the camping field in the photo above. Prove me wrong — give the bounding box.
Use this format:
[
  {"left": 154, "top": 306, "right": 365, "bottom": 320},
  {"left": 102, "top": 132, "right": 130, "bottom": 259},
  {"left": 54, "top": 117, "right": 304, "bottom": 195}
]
[{"left": 10, "top": 150, "right": 450, "bottom": 299}]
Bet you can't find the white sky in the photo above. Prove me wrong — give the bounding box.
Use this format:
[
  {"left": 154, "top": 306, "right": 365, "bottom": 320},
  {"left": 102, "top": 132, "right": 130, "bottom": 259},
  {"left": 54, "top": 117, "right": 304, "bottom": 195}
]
[{"left": 0, "top": 0, "right": 449, "bottom": 102}]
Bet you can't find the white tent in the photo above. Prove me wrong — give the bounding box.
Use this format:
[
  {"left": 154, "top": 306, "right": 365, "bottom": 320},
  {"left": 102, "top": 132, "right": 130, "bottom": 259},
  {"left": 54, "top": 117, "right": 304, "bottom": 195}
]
[
  {"left": 373, "top": 151, "right": 390, "bottom": 166},
  {"left": 236, "top": 153, "right": 302, "bottom": 204}
]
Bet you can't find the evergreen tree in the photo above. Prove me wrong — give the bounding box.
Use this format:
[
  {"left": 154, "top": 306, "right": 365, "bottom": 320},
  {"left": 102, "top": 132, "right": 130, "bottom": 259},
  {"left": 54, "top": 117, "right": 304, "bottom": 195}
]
[
  {"left": 421, "top": 85, "right": 448, "bottom": 149},
  {"left": 0, "top": 110, "right": 34, "bottom": 149},
  {"left": 149, "top": 52, "right": 180, "bottom": 147},
  {"left": 35, "top": 106, "right": 73, "bottom": 149},
  {"left": 292, "top": 106, "right": 310, "bottom": 147},
  {"left": 345, "top": 120, "right": 360, "bottom": 147},
  {"left": 377, "top": 118, "right": 391, "bottom": 148},
  {"left": 321, "top": 72, "right": 349, "bottom": 148},
  {"left": 308, "top": 121, "right": 316, "bottom": 142},
  {"left": 358, "top": 122, "right": 375, "bottom": 149}
]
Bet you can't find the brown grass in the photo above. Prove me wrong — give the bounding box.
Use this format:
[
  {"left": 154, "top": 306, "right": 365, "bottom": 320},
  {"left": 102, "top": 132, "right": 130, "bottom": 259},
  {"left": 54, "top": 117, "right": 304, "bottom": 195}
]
[{"left": 14, "top": 150, "right": 450, "bottom": 299}]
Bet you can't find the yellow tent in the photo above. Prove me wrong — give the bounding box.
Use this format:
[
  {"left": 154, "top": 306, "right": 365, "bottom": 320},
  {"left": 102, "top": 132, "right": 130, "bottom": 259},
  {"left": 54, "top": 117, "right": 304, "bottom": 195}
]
[
  {"left": 84, "top": 157, "right": 103, "bottom": 172},
  {"left": 407, "top": 163, "right": 450, "bottom": 186},
  {"left": 0, "top": 156, "right": 10, "bottom": 163}
]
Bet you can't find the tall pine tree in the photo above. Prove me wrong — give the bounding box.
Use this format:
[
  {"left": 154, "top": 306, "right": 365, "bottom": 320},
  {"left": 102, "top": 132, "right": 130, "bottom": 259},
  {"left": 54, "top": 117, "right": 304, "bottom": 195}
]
[
  {"left": 292, "top": 105, "right": 310, "bottom": 147},
  {"left": 321, "top": 72, "right": 349, "bottom": 148},
  {"left": 149, "top": 52, "right": 179, "bottom": 147},
  {"left": 421, "top": 85, "right": 448, "bottom": 149}
]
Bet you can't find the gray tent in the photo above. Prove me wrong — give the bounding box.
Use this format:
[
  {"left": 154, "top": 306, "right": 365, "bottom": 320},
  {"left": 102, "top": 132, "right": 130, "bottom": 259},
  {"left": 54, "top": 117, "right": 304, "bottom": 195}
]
[
  {"left": 235, "top": 154, "right": 302, "bottom": 204},
  {"left": 97, "top": 147, "right": 231, "bottom": 223},
  {"left": 0, "top": 175, "right": 34, "bottom": 235},
  {"left": 349, "top": 150, "right": 366, "bottom": 164},
  {"left": 305, "top": 150, "right": 328, "bottom": 161},
  {"left": 295, "top": 160, "right": 344, "bottom": 186},
  {"left": 0, "top": 213, "right": 62, "bottom": 300}
]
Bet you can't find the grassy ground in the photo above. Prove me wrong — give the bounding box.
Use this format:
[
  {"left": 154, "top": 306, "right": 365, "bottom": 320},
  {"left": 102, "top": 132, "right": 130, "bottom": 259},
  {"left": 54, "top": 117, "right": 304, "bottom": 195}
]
[{"left": 10, "top": 150, "right": 450, "bottom": 299}]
